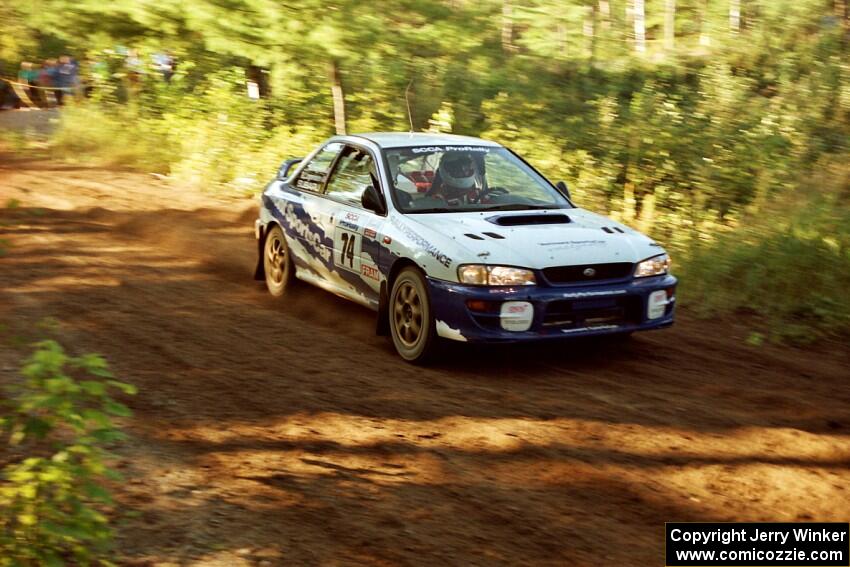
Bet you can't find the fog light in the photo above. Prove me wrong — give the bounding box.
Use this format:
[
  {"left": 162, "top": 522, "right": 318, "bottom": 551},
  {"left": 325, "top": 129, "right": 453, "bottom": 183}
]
[
  {"left": 500, "top": 301, "right": 534, "bottom": 332},
  {"left": 648, "top": 290, "right": 668, "bottom": 320}
]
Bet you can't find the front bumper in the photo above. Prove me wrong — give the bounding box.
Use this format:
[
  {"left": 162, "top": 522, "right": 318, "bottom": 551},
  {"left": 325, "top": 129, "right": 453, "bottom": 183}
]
[{"left": 428, "top": 275, "right": 677, "bottom": 342}]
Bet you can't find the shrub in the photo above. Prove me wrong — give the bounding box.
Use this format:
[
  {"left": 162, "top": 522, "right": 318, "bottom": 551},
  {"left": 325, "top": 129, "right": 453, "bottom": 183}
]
[
  {"left": 0, "top": 340, "right": 136, "bottom": 565},
  {"left": 679, "top": 162, "right": 850, "bottom": 342}
]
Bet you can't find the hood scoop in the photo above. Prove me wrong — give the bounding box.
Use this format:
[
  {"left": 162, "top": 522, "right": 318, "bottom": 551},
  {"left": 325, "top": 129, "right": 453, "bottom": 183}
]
[{"left": 488, "top": 213, "right": 571, "bottom": 227}]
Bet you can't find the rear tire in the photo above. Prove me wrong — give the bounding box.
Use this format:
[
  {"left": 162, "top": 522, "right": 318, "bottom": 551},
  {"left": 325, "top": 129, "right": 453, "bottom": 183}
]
[
  {"left": 263, "top": 225, "right": 292, "bottom": 297},
  {"left": 389, "top": 267, "right": 437, "bottom": 363}
]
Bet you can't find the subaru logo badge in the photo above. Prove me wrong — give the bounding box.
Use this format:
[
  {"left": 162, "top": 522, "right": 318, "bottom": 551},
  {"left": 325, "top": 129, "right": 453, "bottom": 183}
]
[{"left": 583, "top": 267, "right": 596, "bottom": 277}]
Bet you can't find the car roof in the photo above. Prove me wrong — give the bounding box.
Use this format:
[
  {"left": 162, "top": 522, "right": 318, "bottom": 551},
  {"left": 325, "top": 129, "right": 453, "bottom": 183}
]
[{"left": 347, "top": 132, "right": 503, "bottom": 149}]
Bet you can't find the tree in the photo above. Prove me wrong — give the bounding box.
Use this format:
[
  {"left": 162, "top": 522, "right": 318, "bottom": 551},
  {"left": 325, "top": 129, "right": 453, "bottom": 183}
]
[
  {"left": 634, "top": 0, "right": 647, "bottom": 53},
  {"left": 730, "top": 0, "right": 741, "bottom": 32},
  {"left": 664, "top": 0, "right": 676, "bottom": 50}
]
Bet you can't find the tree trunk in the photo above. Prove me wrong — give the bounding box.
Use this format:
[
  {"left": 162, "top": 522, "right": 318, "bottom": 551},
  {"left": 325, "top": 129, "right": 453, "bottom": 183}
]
[
  {"left": 729, "top": 0, "right": 741, "bottom": 32},
  {"left": 557, "top": 22, "right": 568, "bottom": 57},
  {"left": 584, "top": 4, "right": 596, "bottom": 61},
  {"left": 699, "top": 0, "right": 711, "bottom": 46},
  {"left": 329, "top": 60, "right": 346, "bottom": 135},
  {"left": 836, "top": 0, "right": 849, "bottom": 30},
  {"left": 634, "top": 0, "right": 646, "bottom": 53},
  {"left": 599, "top": 0, "right": 610, "bottom": 30},
  {"left": 664, "top": 0, "right": 675, "bottom": 50},
  {"left": 502, "top": 0, "right": 515, "bottom": 53}
]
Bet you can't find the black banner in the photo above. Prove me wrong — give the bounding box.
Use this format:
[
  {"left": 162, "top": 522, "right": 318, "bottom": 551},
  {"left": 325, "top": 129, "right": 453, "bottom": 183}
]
[{"left": 666, "top": 523, "right": 849, "bottom": 566}]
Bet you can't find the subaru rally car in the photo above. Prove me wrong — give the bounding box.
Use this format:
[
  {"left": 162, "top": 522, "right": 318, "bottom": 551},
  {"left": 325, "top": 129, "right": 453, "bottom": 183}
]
[{"left": 254, "top": 132, "right": 676, "bottom": 362}]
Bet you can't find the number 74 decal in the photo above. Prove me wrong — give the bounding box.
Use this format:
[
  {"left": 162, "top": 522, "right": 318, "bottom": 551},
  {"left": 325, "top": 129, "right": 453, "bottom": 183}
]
[{"left": 335, "top": 229, "right": 361, "bottom": 272}]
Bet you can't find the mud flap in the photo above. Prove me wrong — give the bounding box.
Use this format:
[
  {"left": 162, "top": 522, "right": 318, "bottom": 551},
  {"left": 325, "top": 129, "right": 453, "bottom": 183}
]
[
  {"left": 254, "top": 225, "right": 266, "bottom": 281},
  {"left": 376, "top": 281, "right": 390, "bottom": 336}
]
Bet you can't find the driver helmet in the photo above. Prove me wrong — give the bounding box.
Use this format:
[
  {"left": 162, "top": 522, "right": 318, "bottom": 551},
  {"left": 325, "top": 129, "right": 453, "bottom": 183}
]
[{"left": 438, "top": 152, "right": 477, "bottom": 191}]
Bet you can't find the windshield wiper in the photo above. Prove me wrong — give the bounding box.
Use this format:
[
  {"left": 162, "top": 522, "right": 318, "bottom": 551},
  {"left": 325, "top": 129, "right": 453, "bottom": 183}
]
[
  {"left": 482, "top": 204, "right": 562, "bottom": 211},
  {"left": 405, "top": 207, "right": 457, "bottom": 214}
]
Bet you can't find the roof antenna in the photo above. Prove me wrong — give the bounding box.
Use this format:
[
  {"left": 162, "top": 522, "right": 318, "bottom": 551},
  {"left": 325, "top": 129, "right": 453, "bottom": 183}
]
[{"left": 405, "top": 78, "right": 415, "bottom": 133}]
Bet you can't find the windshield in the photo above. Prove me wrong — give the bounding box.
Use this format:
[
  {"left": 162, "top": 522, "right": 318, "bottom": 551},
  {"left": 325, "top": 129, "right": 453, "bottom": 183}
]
[{"left": 384, "top": 145, "right": 571, "bottom": 213}]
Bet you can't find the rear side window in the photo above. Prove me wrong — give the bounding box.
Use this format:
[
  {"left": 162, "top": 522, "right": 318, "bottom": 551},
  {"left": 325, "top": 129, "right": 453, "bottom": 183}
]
[{"left": 293, "top": 142, "right": 343, "bottom": 192}]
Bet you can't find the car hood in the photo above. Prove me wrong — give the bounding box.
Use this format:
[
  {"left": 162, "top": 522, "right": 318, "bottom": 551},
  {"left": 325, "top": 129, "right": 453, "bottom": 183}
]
[{"left": 402, "top": 208, "right": 664, "bottom": 269}]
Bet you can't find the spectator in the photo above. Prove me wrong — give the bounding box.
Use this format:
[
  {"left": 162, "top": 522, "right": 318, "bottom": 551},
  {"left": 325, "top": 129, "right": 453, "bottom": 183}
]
[
  {"left": 152, "top": 51, "right": 175, "bottom": 83},
  {"left": 56, "top": 55, "right": 78, "bottom": 105},
  {"left": 39, "top": 59, "right": 59, "bottom": 107},
  {"left": 125, "top": 49, "right": 143, "bottom": 96},
  {"left": 17, "top": 62, "right": 38, "bottom": 107}
]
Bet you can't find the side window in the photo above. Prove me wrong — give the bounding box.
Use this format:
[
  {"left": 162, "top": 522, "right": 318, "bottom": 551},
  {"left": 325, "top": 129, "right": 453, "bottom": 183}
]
[
  {"left": 324, "top": 146, "right": 377, "bottom": 207},
  {"left": 293, "top": 142, "right": 343, "bottom": 192}
]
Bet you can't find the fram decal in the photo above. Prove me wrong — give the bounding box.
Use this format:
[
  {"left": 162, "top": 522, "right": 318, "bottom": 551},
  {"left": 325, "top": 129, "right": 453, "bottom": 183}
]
[
  {"left": 364, "top": 227, "right": 377, "bottom": 239},
  {"left": 390, "top": 216, "right": 452, "bottom": 268},
  {"left": 283, "top": 203, "right": 331, "bottom": 262},
  {"left": 361, "top": 264, "right": 380, "bottom": 281}
]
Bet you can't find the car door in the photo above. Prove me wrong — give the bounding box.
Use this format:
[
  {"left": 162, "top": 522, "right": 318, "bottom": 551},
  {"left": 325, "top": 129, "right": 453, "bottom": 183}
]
[
  {"left": 312, "top": 144, "right": 387, "bottom": 309},
  {"left": 265, "top": 142, "right": 343, "bottom": 280}
]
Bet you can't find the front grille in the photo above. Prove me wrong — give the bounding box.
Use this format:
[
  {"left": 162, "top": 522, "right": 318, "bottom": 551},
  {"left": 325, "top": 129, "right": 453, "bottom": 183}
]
[
  {"left": 542, "top": 262, "right": 633, "bottom": 285},
  {"left": 543, "top": 296, "right": 641, "bottom": 329}
]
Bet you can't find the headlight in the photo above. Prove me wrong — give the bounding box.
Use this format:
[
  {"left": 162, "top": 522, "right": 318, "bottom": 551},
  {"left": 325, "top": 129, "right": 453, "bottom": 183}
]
[
  {"left": 457, "top": 265, "right": 536, "bottom": 286},
  {"left": 634, "top": 253, "right": 671, "bottom": 278}
]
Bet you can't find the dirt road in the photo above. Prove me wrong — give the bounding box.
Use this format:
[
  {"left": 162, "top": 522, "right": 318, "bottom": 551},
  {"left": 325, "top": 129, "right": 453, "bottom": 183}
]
[{"left": 1, "top": 150, "right": 849, "bottom": 566}]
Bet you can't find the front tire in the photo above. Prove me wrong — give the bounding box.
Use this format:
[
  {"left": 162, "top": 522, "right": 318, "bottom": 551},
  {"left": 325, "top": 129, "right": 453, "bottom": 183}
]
[
  {"left": 389, "top": 267, "right": 437, "bottom": 363},
  {"left": 263, "top": 225, "right": 292, "bottom": 297}
]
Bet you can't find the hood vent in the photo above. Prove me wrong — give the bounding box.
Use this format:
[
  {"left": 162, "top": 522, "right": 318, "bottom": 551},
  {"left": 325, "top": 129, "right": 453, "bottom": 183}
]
[
  {"left": 482, "top": 231, "right": 505, "bottom": 239},
  {"left": 464, "top": 233, "right": 485, "bottom": 240},
  {"left": 602, "top": 226, "right": 626, "bottom": 234},
  {"left": 489, "top": 213, "right": 571, "bottom": 227}
]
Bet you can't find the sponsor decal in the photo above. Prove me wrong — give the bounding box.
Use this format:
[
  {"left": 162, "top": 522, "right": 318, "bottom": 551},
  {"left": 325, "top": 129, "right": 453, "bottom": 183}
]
[
  {"left": 539, "top": 240, "right": 606, "bottom": 247},
  {"left": 283, "top": 202, "right": 331, "bottom": 262},
  {"left": 561, "top": 324, "right": 620, "bottom": 334},
  {"left": 345, "top": 212, "right": 360, "bottom": 222},
  {"left": 338, "top": 219, "right": 359, "bottom": 231},
  {"left": 561, "top": 290, "right": 627, "bottom": 298},
  {"left": 390, "top": 216, "right": 453, "bottom": 268},
  {"left": 296, "top": 180, "right": 321, "bottom": 191},
  {"left": 360, "top": 264, "right": 380, "bottom": 281},
  {"left": 364, "top": 227, "right": 377, "bottom": 239},
  {"left": 411, "top": 145, "right": 491, "bottom": 154}
]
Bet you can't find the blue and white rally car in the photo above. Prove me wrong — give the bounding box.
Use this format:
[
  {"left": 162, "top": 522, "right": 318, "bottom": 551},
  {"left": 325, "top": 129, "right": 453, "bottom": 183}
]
[{"left": 255, "top": 133, "right": 676, "bottom": 362}]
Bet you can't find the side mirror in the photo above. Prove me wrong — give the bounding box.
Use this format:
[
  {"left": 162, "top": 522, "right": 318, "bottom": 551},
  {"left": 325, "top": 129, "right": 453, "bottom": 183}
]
[
  {"left": 361, "top": 185, "right": 386, "bottom": 215},
  {"left": 277, "top": 158, "right": 303, "bottom": 179},
  {"left": 556, "top": 180, "right": 572, "bottom": 201}
]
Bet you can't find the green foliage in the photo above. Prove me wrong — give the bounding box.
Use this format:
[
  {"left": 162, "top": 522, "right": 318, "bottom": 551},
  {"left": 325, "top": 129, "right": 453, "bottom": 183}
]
[
  {"left": 52, "top": 67, "right": 328, "bottom": 191},
  {"left": 680, "top": 161, "right": 850, "bottom": 342},
  {"left": 0, "top": 340, "right": 136, "bottom": 566}
]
